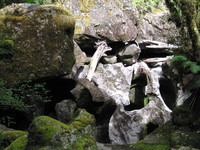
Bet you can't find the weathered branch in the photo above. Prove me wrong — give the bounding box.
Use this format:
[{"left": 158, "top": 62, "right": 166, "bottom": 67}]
[
  {"left": 86, "top": 41, "right": 112, "bottom": 81},
  {"left": 142, "top": 56, "right": 172, "bottom": 63},
  {"left": 141, "top": 40, "right": 179, "bottom": 49}
]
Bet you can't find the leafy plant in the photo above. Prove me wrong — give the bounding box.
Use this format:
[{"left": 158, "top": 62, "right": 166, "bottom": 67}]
[
  {"left": 0, "top": 79, "right": 51, "bottom": 127},
  {"left": 131, "top": 0, "right": 161, "bottom": 14},
  {"left": 0, "top": 80, "right": 29, "bottom": 112},
  {"left": 171, "top": 55, "right": 200, "bottom": 76}
]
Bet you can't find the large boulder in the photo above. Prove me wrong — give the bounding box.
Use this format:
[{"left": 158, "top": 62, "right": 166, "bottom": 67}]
[
  {"left": 137, "top": 8, "right": 180, "bottom": 44},
  {"left": 26, "top": 109, "right": 97, "bottom": 149},
  {"left": 0, "top": 3, "right": 75, "bottom": 85},
  {"left": 57, "top": 0, "right": 138, "bottom": 49}
]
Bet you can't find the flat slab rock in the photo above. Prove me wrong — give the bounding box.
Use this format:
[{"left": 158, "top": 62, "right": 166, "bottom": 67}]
[{"left": 93, "top": 63, "right": 133, "bottom": 105}]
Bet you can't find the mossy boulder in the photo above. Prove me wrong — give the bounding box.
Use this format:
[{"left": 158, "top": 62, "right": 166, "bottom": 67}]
[
  {"left": 138, "top": 121, "right": 200, "bottom": 149},
  {"left": 26, "top": 109, "right": 98, "bottom": 149},
  {"left": 0, "top": 3, "right": 75, "bottom": 85},
  {"left": 4, "top": 135, "right": 28, "bottom": 150},
  {"left": 0, "top": 130, "right": 27, "bottom": 149},
  {"left": 130, "top": 140, "right": 171, "bottom": 150}
]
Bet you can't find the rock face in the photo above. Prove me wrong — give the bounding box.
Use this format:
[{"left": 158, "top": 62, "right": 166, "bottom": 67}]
[
  {"left": 58, "top": 0, "right": 138, "bottom": 50},
  {"left": 137, "top": 10, "right": 180, "bottom": 44},
  {"left": 0, "top": 3, "right": 75, "bottom": 85}
]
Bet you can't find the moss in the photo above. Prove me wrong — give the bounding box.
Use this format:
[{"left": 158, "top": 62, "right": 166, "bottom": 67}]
[
  {"left": 4, "top": 135, "right": 28, "bottom": 150},
  {"left": 71, "top": 137, "right": 98, "bottom": 150},
  {"left": 130, "top": 140, "right": 170, "bottom": 150},
  {"left": 54, "top": 14, "right": 75, "bottom": 34},
  {"left": 171, "top": 130, "right": 200, "bottom": 148},
  {"left": 28, "top": 116, "right": 71, "bottom": 145},
  {"left": 0, "top": 130, "right": 27, "bottom": 149}
]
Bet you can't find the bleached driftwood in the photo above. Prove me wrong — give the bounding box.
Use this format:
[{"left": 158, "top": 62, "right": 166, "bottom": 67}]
[
  {"left": 143, "top": 56, "right": 172, "bottom": 63},
  {"left": 86, "top": 41, "right": 112, "bottom": 81},
  {"left": 141, "top": 40, "right": 179, "bottom": 49}
]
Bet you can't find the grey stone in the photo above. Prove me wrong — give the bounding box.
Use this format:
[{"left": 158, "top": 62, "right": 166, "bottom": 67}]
[
  {"left": 55, "top": 100, "right": 77, "bottom": 123},
  {"left": 118, "top": 44, "right": 141, "bottom": 65}
]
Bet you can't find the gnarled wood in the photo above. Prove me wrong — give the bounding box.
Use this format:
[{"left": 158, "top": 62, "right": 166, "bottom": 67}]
[{"left": 87, "top": 41, "right": 112, "bottom": 81}]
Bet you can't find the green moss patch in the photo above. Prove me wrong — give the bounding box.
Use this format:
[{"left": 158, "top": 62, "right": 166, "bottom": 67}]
[
  {"left": 0, "top": 130, "right": 27, "bottom": 149},
  {"left": 130, "top": 140, "right": 170, "bottom": 150},
  {"left": 4, "top": 135, "right": 28, "bottom": 150}
]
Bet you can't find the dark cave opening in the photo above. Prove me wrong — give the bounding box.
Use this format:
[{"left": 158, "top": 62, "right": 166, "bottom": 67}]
[
  {"left": 5, "top": 76, "right": 76, "bottom": 130},
  {"left": 159, "top": 77, "right": 177, "bottom": 110}
]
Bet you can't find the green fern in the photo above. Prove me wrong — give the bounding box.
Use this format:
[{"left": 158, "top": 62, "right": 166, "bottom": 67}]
[{"left": 171, "top": 55, "right": 200, "bottom": 89}]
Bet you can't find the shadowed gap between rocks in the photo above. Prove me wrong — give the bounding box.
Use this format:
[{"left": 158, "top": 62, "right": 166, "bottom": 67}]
[{"left": 5, "top": 76, "right": 76, "bottom": 130}]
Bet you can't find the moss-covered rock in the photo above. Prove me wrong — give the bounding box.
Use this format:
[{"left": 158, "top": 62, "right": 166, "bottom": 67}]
[
  {"left": 138, "top": 121, "right": 200, "bottom": 149},
  {"left": 0, "top": 3, "right": 75, "bottom": 85},
  {"left": 4, "top": 135, "right": 28, "bottom": 150},
  {"left": 26, "top": 109, "right": 98, "bottom": 149},
  {"left": 130, "top": 140, "right": 171, "bottom": 150},
  {"left": 0, "top": 130, "right": 27, "bottom": 149}
]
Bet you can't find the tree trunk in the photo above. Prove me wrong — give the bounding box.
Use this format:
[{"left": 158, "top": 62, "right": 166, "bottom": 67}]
[{"left": 179, "top": 0, "right": 200, "bottom": 60}]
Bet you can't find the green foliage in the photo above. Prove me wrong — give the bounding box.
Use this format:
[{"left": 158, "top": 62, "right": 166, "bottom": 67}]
[
  {"left": 0, "top": 33, "right": 15, "bottom": 62},
  {"left": 171, "top": 55, "right": 200, "bottom": 76},
  {"left": 144, "top": 97, "right": 149, "bottom": 106},
  {"left": 0, "top": 79, "right": 51, "bottom": 127},
  {"left": 131, "top": 0, "right": 161, "bottom": 14},
  {"left": 0, "top": 80, "right": 29, "bottom": 112}
]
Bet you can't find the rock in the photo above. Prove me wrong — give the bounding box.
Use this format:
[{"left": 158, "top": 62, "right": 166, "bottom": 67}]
[
  {"left": 101, "top": 55, "right": 117, "bottom": 64},
  {"left": 0, "top": 130, "right": 27, "bottom": 149},
  {"left": 72, "top": 41, "right": 88, "bottom": 78},
  {"left": 141, "top": 121, "right": 200, "bottom": 149},
  {"left": 0, "top": 124, "right": 14, "bottom": 131},
  {"left": 117, "top": 43, "right": 141, "bottom": 65},
  {"left": 0, "top": 3, "right": 75, "bottom": 85},
  {"left": 137, "top": 9, "right": 180, "bottom": 44},
  {"left": 4, "top": 135, "right": 28, "bottom": 150},
  {"left": 93, "top": 63, "right": 134, "bottom": 105},
  {"left": 73, "top": 62, "right": 133, "bottom": 105},
  {"left": 109, "top": 62, "right": 171, "bottom": 145},
  {"left": 26, "top": 109, "right": 97, "bottom": 149},
  {"left": 59, "top": 0, "right": 138, "bottom": 49},
  {"left": 55, "top": 99, "right": 77, "bottom": 124}
]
